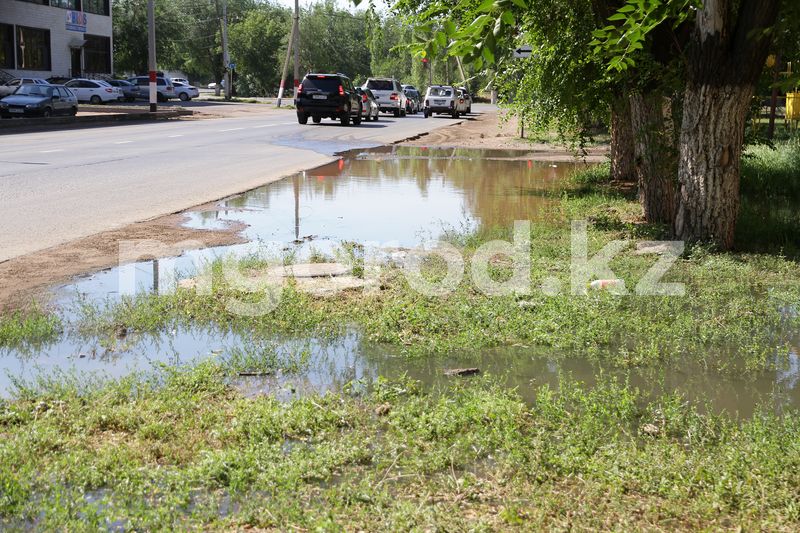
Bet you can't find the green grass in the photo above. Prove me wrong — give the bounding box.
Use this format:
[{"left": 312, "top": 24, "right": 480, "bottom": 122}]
[
  {"left": 1, "top": 363, "right": 799, "bottom": 530},
  {"left": 0, "top": 309, "right": 61, "bottom": 349}
]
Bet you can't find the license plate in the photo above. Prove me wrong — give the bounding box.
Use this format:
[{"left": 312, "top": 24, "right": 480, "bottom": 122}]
[
  {"left": 434, "top": 100, "right": 445, "bottom": 105},
  {"left": 9, "top": 108, "right": 22, "bottom": 113},
  {"left": 312, "top": 94, "right": 327, "bottom": 100}
]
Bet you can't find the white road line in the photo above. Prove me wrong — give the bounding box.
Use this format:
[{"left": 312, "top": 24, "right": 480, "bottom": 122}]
[
  {"left": 39, "top": 149, "right": 64, "bottom": 153},
  {"left": 114, "top": 141, "right": 133, "bottom": 144},
  {"left": 219, "top": 127, "right": 244, "bottom": 132},
  {"left": 168, "top": 134, "right": 184, "bottom": 138}
]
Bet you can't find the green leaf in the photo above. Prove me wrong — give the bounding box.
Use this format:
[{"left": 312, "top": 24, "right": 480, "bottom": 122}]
[
  {"left": 476, "top": 0, "right": 495, "bottom": 13},
  {"left": 501, "top": 10, "right": 515, "bottom": 26},
  {"left": 510, "top": 0, "right": 527, "bottom": 9}
]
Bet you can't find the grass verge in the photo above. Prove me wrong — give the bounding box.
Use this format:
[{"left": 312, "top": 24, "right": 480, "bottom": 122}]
[{"left": 1, "top": 363, "right": 799, "bottom": 530}]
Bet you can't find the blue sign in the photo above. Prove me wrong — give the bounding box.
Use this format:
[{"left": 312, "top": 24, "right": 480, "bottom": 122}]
[{"left": 66, "top": 11, "right": 87, "bottom": 33}]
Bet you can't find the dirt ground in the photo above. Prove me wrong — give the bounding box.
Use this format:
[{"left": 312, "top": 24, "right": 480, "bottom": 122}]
[
  {"left": 0, "top": 107, "right": 607, "bottom": 311},
  {"left": 403, "top": 108, "right": 609, "bottom": 162}
]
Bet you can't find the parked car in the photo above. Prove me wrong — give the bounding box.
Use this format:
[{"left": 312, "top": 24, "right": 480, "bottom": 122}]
[
  {"left": 0, "top": 84, "right": 78, "bottom": 118},
  {"left": 457, "top": 86, "right": 473, "bottom": 114},
  {"left": 207, "top": 80, "right": 225, "bottom": 90},
  {"left": 171, "top": 77, "right": 189, "bottom": 85},
  {"left": 128, "top": 75, "right": 176, "bottom": 102},
  {"left": 423, "top": 85, "right": 467, "bottom": 118},
  {"left": 0, "top": 78, "right": 50, "bottom": 97},
  {"left": 295, "top": 73, "right": 362, "bottom": 126},
  {"left": 173, "top": 81, "right": 200, "bottom": 101},
  {"left": 362, "top": 78, "right": 407, "bottom": 117},
  {"left": 46, "top": 76, "right": 73, "bottom": 85},
  {"left": 64, "top": 79, "right": 121, "bottom": 104},
  {"left": 402, "top": 85, "right": 422, "bottom": 114},
  {"left": 106, "top": 79, "right": 141, "bottom": 102},
  {"left": 356, "top": 87, "right": 379, "bottom": 121}
]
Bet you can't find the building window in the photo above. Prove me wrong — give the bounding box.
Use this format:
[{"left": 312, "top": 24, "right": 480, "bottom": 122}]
[
  {"left": 17, "top": 0, "right": 50, "bottom": 6},
  {"left": 83, "top": 0, "right": 109, "bottom": 16},
  {"left": 16, "top": 27, "right": 51, "bottom": 71},
  {"left": 0, "top": 24, "right": 13, "bottom": 69},
  {"left": 50, "top": 0, "right": 81, "bottom": 9},
  {"left": 84, "top": 34, "right": 110, "bottom": 73}
]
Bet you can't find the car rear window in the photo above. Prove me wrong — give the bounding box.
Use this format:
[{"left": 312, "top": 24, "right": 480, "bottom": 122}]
[
  {"left": 366, "top": 80, "right": 394, "bottom": 91},
  {"left": 303, "top": 76, "right": 341, "bottom": 92},
  {"left": 429, "top": 87, "right": 453, "bottom": 97}
]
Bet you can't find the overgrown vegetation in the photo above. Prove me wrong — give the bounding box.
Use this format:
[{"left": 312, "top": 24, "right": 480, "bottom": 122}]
[{"left": 1, "top": 362, "right": 799, "bottom": 530}]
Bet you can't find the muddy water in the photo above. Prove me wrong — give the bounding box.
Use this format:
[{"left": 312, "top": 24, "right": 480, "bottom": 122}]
[{"left": 1, "top": 146, "right": 798, "bottom": 415}]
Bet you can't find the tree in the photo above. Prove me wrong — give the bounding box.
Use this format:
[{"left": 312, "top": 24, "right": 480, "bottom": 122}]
[
  {"left": 229, "top": 6, "right": 291, "bottom": 95},
  {"left": 113, "top": 0, "right": 182, "bottom": 74}
]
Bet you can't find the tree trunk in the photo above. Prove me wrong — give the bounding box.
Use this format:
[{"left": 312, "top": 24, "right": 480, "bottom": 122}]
[
  {"left": 630, "top": 91, "right": 678, "bottom": 225},
  {"left": 609, "top": 96, "right": 635, "bottom": 183},
  {"left": 674, "top": 0, "right": 780, "bottom": 249},
  {"left": 674, "top": 84, "right": 753, "bottom": 248}
]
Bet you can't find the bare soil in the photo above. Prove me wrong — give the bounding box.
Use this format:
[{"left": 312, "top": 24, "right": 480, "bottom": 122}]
[
  {"left": 403, "top": 108, "right": 609, "bottom": 162},
  {"left": 0, "top": 107, "right": 606, "bottom": 311}
]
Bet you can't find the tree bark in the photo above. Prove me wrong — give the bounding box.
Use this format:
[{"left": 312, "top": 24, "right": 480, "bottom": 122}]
[
  {"left": 609, "top": 96, "right": 635, "bottom": 183},
  {"left": 630, "top": 91, "right": 678, "bottom": 225},
  {"left": 674, "top": 0, "right": 780, "bottom": 248},
  {"left": 674, "top": 84, "right": 753, "bottom": 248}
]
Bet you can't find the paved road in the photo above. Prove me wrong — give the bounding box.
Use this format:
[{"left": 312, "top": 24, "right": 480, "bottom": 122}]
[{"left": 0, "top": 106, "right": 475, "bottom": 262}]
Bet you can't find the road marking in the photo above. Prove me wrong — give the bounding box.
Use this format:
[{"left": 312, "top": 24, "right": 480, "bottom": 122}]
[
  {"left": 253, "top": 122, "right": 296, "bottom": 129},
  {"left": 219, "top": 127, "right": 244, "bottom": 132},
  {"left": 39, "top": 149, "right": 64, "bottom": 153},
  {"left": 115, "top": 141, "right": 133, "bottom": 144},
  {"left": 168, "top": 134, "right": 184, "bottom": 138}
]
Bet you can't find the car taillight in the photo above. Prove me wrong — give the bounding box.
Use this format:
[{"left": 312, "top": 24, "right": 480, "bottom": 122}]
[
  {"left": 105, "top": 88, "right": 112, "bottom": 92},
  {"left": 298, "top": 83, "right": 303, "bottom": 94},
  {"left": 361, "top": 94, "right": 367, "bottom": 102},
  {"left": 338, "top": 85, "right": 344, "bottom": 96},
  {"left": 390, "top": 93, "right": 398, "bottom": 100},
  {"left": 459, "top": 99, "right": 464, "bottom": 103}
]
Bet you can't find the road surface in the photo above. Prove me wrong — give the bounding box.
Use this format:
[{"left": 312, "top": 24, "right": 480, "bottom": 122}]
[{"left": 0, "top": 106, "right": 474, "bottom": 262}]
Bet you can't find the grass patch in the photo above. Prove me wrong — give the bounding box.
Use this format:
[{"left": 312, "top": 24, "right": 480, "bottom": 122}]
[
  {"left": 1, "top": 364, "right": 799, "bottom": 530},
  {"left": 0, "top": 309, "right": 62, "bottom": 350}
]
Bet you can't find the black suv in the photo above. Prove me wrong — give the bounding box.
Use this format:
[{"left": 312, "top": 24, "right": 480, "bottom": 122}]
[{"left": 295, "top": 73, "right": 362, "bottom": 126}]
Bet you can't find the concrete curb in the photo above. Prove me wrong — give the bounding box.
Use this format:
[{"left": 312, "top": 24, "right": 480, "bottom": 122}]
[{"left": 0, "top": 109, "right": 193, "bottom": 134}]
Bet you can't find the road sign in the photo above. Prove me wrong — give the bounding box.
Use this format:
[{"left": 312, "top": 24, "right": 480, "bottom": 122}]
[
  {"left": 228, "top": 62, "right": 236, "bottom": 69},
  {"left": 513, "top": 45, "right": 533, "bottom": 59}
]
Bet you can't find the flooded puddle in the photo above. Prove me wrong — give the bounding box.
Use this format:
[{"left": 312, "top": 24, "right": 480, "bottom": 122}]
[{"left": 2, "top": 146, "right": 798, "bottom": 415}]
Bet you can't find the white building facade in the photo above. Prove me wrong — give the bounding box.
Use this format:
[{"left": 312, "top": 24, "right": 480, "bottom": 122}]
[{"left": 0, "top": 0, "right": 112, "bottom": 79}]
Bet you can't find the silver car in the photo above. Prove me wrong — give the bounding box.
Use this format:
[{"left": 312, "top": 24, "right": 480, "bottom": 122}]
[
  {"left": 362, "top": 78, "right": 407, "bottom": 117},
  {"left": 0, "top": 84, "right": 78, "bottom": 118}
]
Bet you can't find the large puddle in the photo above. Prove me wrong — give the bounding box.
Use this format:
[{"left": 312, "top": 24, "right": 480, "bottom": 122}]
[{"left": 2, "top": 146, "right": 799, "bottom": 416}]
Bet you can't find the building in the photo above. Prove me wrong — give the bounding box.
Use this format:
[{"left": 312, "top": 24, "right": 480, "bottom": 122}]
[{"left": 0, "top": 0, "right": 113, "bottom": 81}]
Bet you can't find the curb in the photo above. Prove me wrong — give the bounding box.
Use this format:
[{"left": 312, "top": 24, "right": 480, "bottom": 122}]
[{"left": 0, "top": 109, "right": 193, "bottom": 134}]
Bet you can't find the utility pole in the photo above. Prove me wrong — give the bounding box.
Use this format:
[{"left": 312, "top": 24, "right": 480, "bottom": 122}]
[
  {"left": 293, "top": 0, "right": 300, "bottom": 98},
  {"left": 221, "top": 0, "right": 231, "bottom": 100},
  {"left": 276, "top": 14, "right": 297, "bottom": 106},
  {"left": 147, "top": 0, "right": 156, "bottom": 112}
]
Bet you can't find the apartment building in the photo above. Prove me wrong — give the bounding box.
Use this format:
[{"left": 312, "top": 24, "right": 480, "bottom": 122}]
[{"left": 0, "top": 0, "right": 112, "bottom": 79}]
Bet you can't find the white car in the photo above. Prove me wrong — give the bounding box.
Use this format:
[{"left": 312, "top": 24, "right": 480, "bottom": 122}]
[
  {"left": 362, "top": 78, "right": 407, "bottom": 117},
  {"left": 64, "top": 79, "right": 121, "bottom": 104},
  {"left": 173, "top": 81, "right": 200, "bottom": 101},
  {"left": 423, "top": 85, "right": 467, "bottom": 118},
  {"left": 171, "top": 78, "right": 189, "bottom": 85}
]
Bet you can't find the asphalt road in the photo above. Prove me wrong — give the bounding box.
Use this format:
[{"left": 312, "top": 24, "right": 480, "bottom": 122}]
[{"left": 0, "top": 106, "right": 473, "bottom": 263}]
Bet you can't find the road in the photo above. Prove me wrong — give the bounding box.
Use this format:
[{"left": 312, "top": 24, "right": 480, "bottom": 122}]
[{"left": 0, "top": 106, "right": 471, "bottom": 263}]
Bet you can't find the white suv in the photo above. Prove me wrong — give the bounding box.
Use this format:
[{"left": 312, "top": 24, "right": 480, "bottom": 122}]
[
  {"left": 423, "top": 85, "right": 467, "bottom": 118},
  {"left": 362, "top": 78, "right": 407, "bottom": 117}
]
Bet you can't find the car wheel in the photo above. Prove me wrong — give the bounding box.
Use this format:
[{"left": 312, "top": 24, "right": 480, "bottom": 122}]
[
  {"left": 468, "top": 106, "right": 472, "bottom": 114},
  {"left": 393, "top": 109, "right": 400, "bottom": 118},
  {"left": 157, "top": 93, "right": 166, "bottom": 103},
  {"left": 70, "top": 107, "right": 78, "bottom": 116},
  {"left": 372, "top": 112, "right": 379, "bottom": 122},
  {"left": 179, "top": 93, "right": 189, "bottom": 101},
  {"left": 452, "top": 110, "right": 459, "bottom": 119},
  {"left": 424, "top": 109, "right": 430, "bottom": 118},
  {"left": 297, "top": 112, "right": 308, "bottom": 124},
  {"left": 352, "top": 110, "right": 362, "bottom": 126},
  {"left": 340, "top": 106, "right": 351, "bottom": 126},
  {"left": 90, "top": 95, "right": 102, "bottom": 105},
  {"left": 42, "top": 107, "right": 52, "bottom": 118},
  {"left": 312, "top": 115, "right": 321, "bottom": 124}
]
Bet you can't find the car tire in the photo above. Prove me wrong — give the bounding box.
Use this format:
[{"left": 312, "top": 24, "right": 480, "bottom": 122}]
[
  {"left": 157, "top": 93, "right": 166, "bottom": 103},
  {"left": 424, "top": 109, "right": 430, "bottom": 118},
  {"left": 353, "top": 110, "right": 362, "bottom": 126},
  {"left": 452, "top": 110, "right": 459, "bottom": 119},
  {"left": 90, "top": 95, "right": 102, "bottom": 105},
  {"left": 312, "top": 115, "right": 321, "bottom": 124},
  {"left": 297, "top": 112, "right": 308, "bottom": 124},
  {"left": 393, "top": 109, "right": 400, "bottom": 118},
  {"left": 372, "top": 113, "right": 379, "bottom": 122},
  {"left": 42, "top": 107, "right": 52, "bottom": 118},
  {"left": 70, "top": 107, "right": 78, "bottom": 116},
  {"left": 468, "top": 106, "right": 472, "bottom": 114},
  {"left": 179, "top": 93, "right": 189, "bottom": 101},
  {"left": 340, "top": 106, "right": 351, "bottom": 126}
]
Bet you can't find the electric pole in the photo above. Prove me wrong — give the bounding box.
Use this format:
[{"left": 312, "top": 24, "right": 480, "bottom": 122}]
[
  {"left": 222, "top": 0, "right": 231, "bottom": 100},
  {"left": 276, "top": 11, "right": 297, "bottom": 106},
  {"left": 147, "top": 0, "right": 156, "bottom": 112},
  {"left": 293, "top": 0, "right": 300, "bottom": 98}
]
